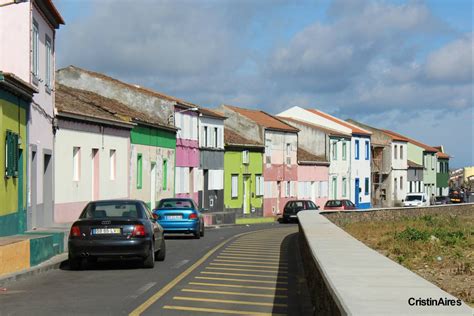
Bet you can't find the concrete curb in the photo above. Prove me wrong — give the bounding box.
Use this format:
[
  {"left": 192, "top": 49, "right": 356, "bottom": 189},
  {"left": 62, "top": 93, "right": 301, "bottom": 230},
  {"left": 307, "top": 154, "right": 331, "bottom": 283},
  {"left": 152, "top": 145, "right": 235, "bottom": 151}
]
[{"left": 0, "top": 253, "right": 67, "bottom": 288}]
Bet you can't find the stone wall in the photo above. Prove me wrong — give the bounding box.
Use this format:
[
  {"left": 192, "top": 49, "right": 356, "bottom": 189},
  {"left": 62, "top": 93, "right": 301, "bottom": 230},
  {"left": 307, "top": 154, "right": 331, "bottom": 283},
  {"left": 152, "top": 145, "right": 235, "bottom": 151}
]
[{"left": 323, "top": 203, "right": 474, "bottom": 226}]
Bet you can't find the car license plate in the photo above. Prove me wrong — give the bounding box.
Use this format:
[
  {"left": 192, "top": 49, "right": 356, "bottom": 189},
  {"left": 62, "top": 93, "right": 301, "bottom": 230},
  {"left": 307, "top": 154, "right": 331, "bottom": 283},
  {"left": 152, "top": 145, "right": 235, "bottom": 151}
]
[
  {"left": 290, "top": 215, "right": 297, "bottom": 218},
  {"left": 93, "top": 228, "right": 121, "bottom": 234},
  {"left": 166, "top": 215, "right": 182, "bottom": 220}
]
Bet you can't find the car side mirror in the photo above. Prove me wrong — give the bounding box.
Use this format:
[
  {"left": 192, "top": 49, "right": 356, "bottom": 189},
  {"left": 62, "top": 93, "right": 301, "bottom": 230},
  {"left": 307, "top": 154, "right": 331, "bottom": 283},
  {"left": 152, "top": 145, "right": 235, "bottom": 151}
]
[{"left": 423, "top": 199, "right": 426, "bottom": 202}]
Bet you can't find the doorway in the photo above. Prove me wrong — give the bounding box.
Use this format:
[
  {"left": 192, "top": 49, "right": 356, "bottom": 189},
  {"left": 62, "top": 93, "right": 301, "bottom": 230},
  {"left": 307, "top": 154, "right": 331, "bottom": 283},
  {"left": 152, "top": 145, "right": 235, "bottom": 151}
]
[
  {"left": 243, "top": 175, "right": 250, "bottom": 215},
  {"left": 29, "top": 149, "right": 37, "bottom": 230},
  {"left": 91, "top": 149, "right": 99, "bottom": 200},
  {"left": 355, "top": 178, "right": 360, "bottom": 207},
  {"left": 150, "top": 162, "right": 156, "bottom": 209},
  {"left": 43, "top": 153, "right": 53, "bottom": 227}
]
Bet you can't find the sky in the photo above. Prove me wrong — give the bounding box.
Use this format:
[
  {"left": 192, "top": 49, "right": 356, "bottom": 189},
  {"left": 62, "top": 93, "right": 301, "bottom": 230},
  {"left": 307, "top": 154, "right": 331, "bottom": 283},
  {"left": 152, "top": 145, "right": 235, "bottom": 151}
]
[{"left": 54, "top": 0, "right": 473, "bottom": 168}]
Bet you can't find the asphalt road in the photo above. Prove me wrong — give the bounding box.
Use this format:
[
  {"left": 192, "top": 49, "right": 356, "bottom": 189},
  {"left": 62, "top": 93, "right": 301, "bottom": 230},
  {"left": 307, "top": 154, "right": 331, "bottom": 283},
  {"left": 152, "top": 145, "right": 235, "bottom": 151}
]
[{"left": 0, "top": 223, "right": 313, "bottom": 316}]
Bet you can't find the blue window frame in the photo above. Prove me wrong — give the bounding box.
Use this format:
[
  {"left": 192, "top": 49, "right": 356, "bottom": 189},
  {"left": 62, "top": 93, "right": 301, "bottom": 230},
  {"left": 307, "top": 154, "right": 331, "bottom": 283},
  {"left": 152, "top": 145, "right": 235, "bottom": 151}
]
[
  {"left": 365, "top": 140, "right": 369, "bottom": 160},
  {"left": 365, "top": 177, "right": 369, "bottom": 195},
  {"left": 355, "top": 140, "right": 360, "bottom": 160}
]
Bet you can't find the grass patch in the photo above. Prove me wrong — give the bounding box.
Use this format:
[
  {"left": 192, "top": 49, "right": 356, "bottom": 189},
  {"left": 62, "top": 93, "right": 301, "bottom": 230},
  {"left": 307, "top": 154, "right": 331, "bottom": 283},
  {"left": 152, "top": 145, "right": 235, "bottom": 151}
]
[
  {"left": 236, "top": 217, "right": 276, "bottom": 225},
  {"left": 338, "top": 213, "right": 473, "bottom": 306}
]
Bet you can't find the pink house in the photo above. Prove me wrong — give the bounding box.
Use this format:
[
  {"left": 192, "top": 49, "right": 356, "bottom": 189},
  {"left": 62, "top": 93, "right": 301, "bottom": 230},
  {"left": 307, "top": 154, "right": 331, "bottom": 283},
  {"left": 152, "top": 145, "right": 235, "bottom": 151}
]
[
  {"left": 174, "top": 105, "right": 200, "bottom": 203},
  {"left": 297, "top": 148, "right": 330, "bottom": 208}
]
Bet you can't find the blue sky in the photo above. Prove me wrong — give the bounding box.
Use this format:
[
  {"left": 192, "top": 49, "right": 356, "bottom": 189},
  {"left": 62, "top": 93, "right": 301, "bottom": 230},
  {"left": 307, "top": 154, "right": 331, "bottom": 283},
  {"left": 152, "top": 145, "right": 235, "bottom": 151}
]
[{"left": 55, "top": 0, "right": 473, "bottom": 167}]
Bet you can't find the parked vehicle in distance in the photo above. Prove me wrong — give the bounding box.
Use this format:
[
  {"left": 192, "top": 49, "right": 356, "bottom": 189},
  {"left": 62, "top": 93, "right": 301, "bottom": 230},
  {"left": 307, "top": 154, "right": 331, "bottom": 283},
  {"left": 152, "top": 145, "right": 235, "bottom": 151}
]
[
  {"left": 402, "top": 193, "right": 429, "bottom": 207},
  {"left": 323, "top": 199, "right": 356, "bottom": 211},
  {"left": 153, "top": 198, "right": 204, "bottom": 239},
  {"left": 449, "top": 190, "right": 465, "bottom": 203},
  {"left": 281, "top": 200, "right": 319, "bottom": 223},
  {"left": 434, "top": 196, "right": 450, "bottom": 205},
  {"left": 68, "top": 199, "right": 165, "bottom": 270}
]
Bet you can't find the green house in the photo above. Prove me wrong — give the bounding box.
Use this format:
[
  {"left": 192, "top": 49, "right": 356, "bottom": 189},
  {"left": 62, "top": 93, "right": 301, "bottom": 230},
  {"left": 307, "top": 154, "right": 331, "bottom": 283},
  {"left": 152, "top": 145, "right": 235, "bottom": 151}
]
[
  {"left": 434, "top": 147, "right": 450, "bottom": 197},
  {"left": 224, "top": 128, "right": 264, "bottom": 218},
  {"left": 0, "top": 72, "right": 36, "bottom": 237}
]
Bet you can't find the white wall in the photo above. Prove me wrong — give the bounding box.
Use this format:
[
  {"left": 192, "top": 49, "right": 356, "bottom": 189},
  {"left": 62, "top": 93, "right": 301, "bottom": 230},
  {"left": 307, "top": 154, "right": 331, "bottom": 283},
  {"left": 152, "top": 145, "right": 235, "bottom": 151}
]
[
  {"left": 350, "top": 136, "right": 372, "bottom": 206},
  {"left": 199, "top": 116, "right": 224, "bottom": 149},
  {"left": 175, "top": 111, "right": 198, "bottom": 141},
  {"left": 328, "top": 138, "right": 351, "bottom": 200}
]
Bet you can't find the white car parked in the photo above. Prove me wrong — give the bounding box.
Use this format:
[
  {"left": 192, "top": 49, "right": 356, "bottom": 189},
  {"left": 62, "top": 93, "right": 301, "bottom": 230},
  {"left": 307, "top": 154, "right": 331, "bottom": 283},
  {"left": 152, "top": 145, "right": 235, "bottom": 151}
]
[{"left": 402, "top": 193, "right": 429, "bottom": 207}]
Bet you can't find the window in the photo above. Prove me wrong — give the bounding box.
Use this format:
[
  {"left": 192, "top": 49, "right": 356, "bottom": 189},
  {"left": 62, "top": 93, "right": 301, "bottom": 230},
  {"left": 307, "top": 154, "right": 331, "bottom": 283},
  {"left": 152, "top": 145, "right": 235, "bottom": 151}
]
[
  {"left": 400, "top": 176, "right": 403, "bottom": 190},
  {"left": 32, "top": 20, "right": 39, "bottom": 79},
  {"left": 285, "top": 181, "right": 291, "bottom": 197},
  {"left": 355, "top": 140, "right": 360, "bottom": 160},
  {"left": 265, "top": 139, "right": 272, "bottom": 164},
  {"left": 45, "top": 35, "right": 52, "bottom": 90},
  {"left": 400, "top": 145, "right": 403, "bottom": 160},
  {"left": 255, "top": 175, "right": 264, "bottom": 196},
  {"left": 203, "top": 126, "right": 208, "bottom": 147},
  {"left": 286, "top": 143, "right": 291, "bottom": 164},
  {"left": 5, "top": 131, "right": 19, "bottom": 178},
  {"left": 208, "top": 170, "right": 224, "bottom": 190},
  {"left": 162, "top": 159, "right": 168, "bottom": 190},
  {"left": 242, "top": 150, "right": 249, "bottom": 164},
  {"left": 394, "top": 145, "right": 398, "bottom": 160},
  {"left": 445, "top": 162, "right": 449, "bottom": 173},
  {"left": 332, "top": 176, "right": 337, "bottom": 199},
  {"left": 214, "top": 127, "right": 218, "bottom": 148},
  {"left": 231, "top": 175, "right": 238, "bottom": 198},
  {"left": 431, "top": 156, "right": 435, "bottom": 170},
  {"left": 437, "top": 161, "right": 441, "bottom": 173},
  {"left": 332, "top": 141, "right": 337, "bottom": 160},
  {"left": 137, "top": 154, "right": 143, "bottom": 189},
  {"left": 365, "top": 141, "right": 369, "bottom": 160},
  {"left": 342, "top": 177, "right": 347, "bottom": 197},
  {"left": 109, "top": 149, "right": 116, "bottom": 180},
  {"left": 342, "top": 141, "right": 347, "bottom": 160},
  {"left": 364, "top": 177, "right": 369, "bottom": 195}
]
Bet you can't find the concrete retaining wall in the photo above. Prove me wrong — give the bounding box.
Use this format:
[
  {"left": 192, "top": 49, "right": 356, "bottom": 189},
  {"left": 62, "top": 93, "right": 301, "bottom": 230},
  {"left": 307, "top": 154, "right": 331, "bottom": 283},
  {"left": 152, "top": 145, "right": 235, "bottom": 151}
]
[
  {"left": 298, "top": 210, "right": 472, "bottom": 315},
  {"left": 323, "top": 203, "right": 474, "bottom": 226}
]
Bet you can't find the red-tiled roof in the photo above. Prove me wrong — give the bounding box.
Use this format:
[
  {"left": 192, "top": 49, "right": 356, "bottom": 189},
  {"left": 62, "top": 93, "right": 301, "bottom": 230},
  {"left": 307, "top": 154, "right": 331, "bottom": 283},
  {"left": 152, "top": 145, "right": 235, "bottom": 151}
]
[
  {"left": 436, "top": 152, "right": 450, "bottom": 159},
  {"left": 224, "top": 128, "right": 263, "bottom": 147},
  {"left": 224, "top": 104, "right": 298, "bottom": 133},
  {"left": 380, "top": 129, "right": 409, "bottom": 142},
  {"left": 34, "top": 0, "right": 65, "bottom": 27},
  {"left": 56, "top": 84, "right": 174, "bottom": 130},
  {"left": 277, "top": 116, "right": 351, "bottom": 138},
  {"left": 380, "top": 129, "right": 438, "bottom": 153},
  {"left": 408, "top": 160, "right": 424, "bottom": 169},
  {"left": 306, "top": 109, "right": 372, "bottom": 136},
  {"left": 199, "top": 107, "right": 226, "bottom": 119},
  {"left": 297, "top": 147, "right": 328, "bottom": 164}
]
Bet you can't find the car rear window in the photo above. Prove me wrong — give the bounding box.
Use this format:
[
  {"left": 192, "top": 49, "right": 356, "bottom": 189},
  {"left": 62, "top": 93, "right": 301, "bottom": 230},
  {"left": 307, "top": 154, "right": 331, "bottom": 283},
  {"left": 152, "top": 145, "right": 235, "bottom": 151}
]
[
  {"left": 158, "top": 199, "right": 194, "bottom": 209},
  {"left": 80, "top": 202, "right": 141, "bottom": 219},
  {"left": 307, "top": 201, "right": 318, "bottom": 209},
  {"left": 325, "top": 200, "right": 342, "bottom": 207}
]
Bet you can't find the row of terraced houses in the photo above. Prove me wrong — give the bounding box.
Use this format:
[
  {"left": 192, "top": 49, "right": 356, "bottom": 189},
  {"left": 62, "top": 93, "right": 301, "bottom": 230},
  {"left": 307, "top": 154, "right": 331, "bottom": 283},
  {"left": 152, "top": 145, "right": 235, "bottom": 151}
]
[{"left": 1, "top": 0, "right": 451, "bottom": 240}]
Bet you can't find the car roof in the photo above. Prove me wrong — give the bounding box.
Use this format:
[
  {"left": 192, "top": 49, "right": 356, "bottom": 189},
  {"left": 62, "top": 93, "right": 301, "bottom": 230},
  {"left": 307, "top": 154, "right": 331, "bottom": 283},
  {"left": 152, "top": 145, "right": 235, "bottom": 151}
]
[{"left": 90, "top": 199, "right": 144, "bottom": 203}]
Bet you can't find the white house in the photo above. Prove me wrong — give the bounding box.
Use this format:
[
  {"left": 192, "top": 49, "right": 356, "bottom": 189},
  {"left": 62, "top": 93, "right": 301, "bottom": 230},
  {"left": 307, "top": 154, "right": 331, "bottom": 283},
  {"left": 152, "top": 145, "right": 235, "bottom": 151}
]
[{"left": 278, "top": 106, "right": 373, "bottom": 209}]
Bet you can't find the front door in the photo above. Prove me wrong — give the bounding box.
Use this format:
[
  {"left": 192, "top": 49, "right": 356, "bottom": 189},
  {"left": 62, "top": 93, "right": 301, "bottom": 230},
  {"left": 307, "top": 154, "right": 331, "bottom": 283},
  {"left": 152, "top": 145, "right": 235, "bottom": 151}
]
[
  {"left": 243, "top": 176, "right": 250, "bottom": 215},
  {"left": 91, "top": 149, "right": 99, "bottom": 200},
  {"left": 150, "top": 162, "right": 156, "bottom": 209},
  {"left": 29, "top": 149, "right": 37, "bottom": 230},
  {"left": 355, "top": 178, "right": 360, "bottom": 207},
  {"left": 43, "top": 153, "right": 53, "bottom": 226}
]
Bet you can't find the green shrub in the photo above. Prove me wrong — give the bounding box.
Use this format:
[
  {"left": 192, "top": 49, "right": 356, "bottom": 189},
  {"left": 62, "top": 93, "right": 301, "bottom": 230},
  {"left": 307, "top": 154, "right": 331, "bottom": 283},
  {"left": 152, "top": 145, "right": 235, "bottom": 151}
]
[{"left": 395, "top": 227, "right": 430, "bottom": 242}]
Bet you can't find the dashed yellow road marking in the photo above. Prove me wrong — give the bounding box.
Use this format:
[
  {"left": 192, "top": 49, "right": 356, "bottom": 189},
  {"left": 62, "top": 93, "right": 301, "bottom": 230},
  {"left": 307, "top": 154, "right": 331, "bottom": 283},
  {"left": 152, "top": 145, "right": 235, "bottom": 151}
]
[
  {"left": 210, "top": 262, "right": 288, "bottom": 269},
  {"left": 163, "top": 305, "right": 285, "bottom": 316},
  {"left": 217, "top": 255, "right": 285, "bottom": 263},
  {"left": 189, "top": 282, "right": 288, "bottom": 291},
  {"left": 214, "top": 259, "right": 288, "bottom": 266},
  {"left": 181, "top": 288, "right": 288, "bottom": 298},
  {"left": 195, "top": 276, "right": 288, "bottom": 284},
  {"left": 173, "top": 296, "right": 288, "bottom": 307},
  {"left": 205, "top": 266, "right": 288, "bottom": 274},
  {"left": 201, "top": 271, "right": 288, "bottom": 279}
]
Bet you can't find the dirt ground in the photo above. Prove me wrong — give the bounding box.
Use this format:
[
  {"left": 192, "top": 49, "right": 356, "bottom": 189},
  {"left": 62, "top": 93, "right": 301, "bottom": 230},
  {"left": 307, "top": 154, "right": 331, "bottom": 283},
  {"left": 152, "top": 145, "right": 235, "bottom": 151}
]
[{"left": 338, "top": 213, "right": 473, "bottom": 306}]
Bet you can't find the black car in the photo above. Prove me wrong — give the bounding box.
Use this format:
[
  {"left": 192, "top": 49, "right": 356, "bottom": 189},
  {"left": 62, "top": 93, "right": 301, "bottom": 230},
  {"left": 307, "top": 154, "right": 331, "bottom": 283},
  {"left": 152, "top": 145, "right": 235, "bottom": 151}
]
[
  {"left": 281, "top": 200, "right": 319, "bottom": 223},
  {"left": 68, "top": 199, "right": 165, "bottom": 270},
  {"left": 434, "top": 196, "right": 450, "bottom": 205}
]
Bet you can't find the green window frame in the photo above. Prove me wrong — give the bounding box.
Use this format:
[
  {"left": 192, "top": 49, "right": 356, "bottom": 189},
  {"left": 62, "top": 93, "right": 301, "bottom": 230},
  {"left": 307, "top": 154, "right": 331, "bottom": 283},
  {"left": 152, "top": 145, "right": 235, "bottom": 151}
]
[
  {"left": 162, "top": 159, "right": 168, "bottom": 190},
  {"left": 342, "top": 141, "right": 347, "bottom": 160},
  {"left": 342, "top": 177, "right": 347, "bottom": 197},
  {"left": 5, "top": 131, "right": 19, "bottom": 178},
  {"left": 332, "top": 141, "right": 337, "bottom": 160},
  {"left": 137, "top": 153, "right": 143, "bottom": 189}
]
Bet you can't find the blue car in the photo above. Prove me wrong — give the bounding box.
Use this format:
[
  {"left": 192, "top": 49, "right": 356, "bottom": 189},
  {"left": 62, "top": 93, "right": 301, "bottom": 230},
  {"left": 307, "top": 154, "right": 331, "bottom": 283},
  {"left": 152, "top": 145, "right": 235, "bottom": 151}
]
[{"left": 153, "top": 198, "right": 204, "bottom": 239}]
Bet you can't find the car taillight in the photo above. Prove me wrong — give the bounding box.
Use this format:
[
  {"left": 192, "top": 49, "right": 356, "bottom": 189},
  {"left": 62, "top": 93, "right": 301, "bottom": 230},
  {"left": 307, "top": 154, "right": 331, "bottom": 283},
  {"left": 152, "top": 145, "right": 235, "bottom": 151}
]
[
  {"left": 189, "top": 213, "right": 198, "bottom": 220},
  {"left": 132, "top": 225, "right": 146, "bottom": 237},
  {"left": 70, "top": 225, "right": 81, "bottom": 237}
]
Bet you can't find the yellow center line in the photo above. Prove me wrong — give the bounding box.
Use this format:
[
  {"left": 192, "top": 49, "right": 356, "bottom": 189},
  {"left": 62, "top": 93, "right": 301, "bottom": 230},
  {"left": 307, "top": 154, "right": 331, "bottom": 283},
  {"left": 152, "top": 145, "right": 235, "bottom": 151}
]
[
  {"left": 181, "top": 288, "right": 288, "bottom": 298},
  {"left": 129, "top": 230, "right": 258, "bottom": 316},
  {"left": 163, "top": 305, "right": 286, "bottom": 316},
  {"left": 173, "top": 296, "right": 288, "bottom": 307},
  {"left": 210, "top": 262, "right": 288, "bottom": 270},
  {"left": 201, "top": 271, "right": 288, "bottom": 279},
  {"left": 189, "top": 282, "right": 288, "bottom": 291},
  {"left": 217, "top": 255, "right": 285, "bottom": 263},
  {"left": 214, "top": 259, "right": 288, "bottom": 266},
  {"left": 205, "top": 266, "right": 288, "bottom": 274},
  {"left": 195, "top": 276, "right": 288, "bottom": 285}
]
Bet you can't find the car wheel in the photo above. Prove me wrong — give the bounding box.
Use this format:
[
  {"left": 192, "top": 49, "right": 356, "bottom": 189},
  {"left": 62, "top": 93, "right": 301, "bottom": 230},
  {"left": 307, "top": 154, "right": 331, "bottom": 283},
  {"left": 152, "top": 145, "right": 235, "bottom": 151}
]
[
  {"left": 155, "top": 237, "right": 166, "bottom": 261},
  {"left": 69, "top": 253, "right": 82, "bottom": 270},
  {"left": 143, "top": 241, "right": 155, "bottom": 268},
  {"left": 194, "top": 230, "right": 201, "bottom": 239},
  {"left": 200, "top": 223, "right": 205, "bottom": 237}
]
